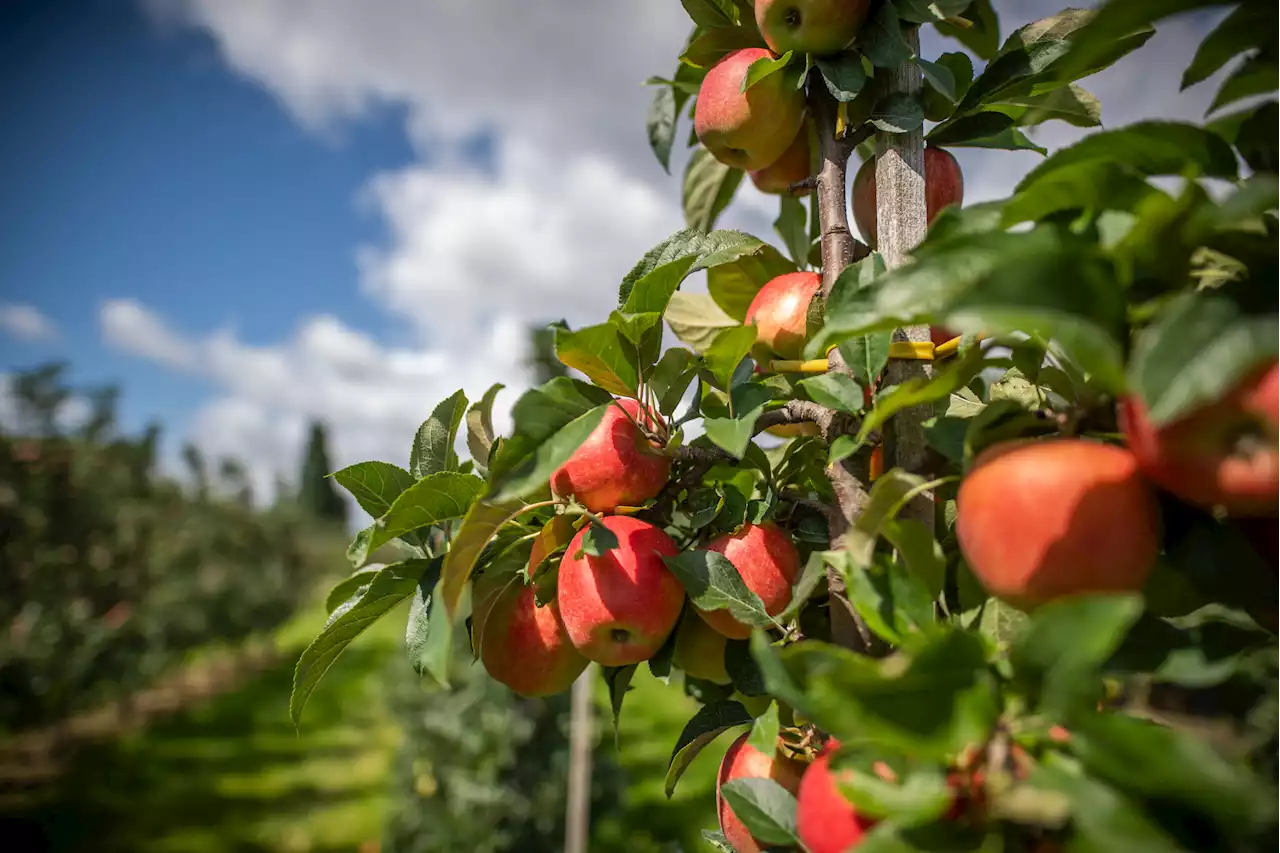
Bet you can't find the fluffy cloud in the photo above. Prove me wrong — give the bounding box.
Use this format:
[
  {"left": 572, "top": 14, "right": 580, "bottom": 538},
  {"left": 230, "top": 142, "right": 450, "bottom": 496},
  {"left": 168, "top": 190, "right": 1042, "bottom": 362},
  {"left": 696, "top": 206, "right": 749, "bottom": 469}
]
[
  {"left": 125, "top": 0, "right": 1231, "bottom": 501},
  {"left": 0, "top": 303, "right": 59, "bottom": 343}
]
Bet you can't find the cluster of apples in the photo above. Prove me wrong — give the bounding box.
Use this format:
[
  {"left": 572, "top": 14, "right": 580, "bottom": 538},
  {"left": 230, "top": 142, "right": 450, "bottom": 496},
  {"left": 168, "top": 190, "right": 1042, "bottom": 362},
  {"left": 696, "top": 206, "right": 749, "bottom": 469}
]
[
  {"left": 958, "top": 360, "right": 1278, "bottom": 612},
  {"left": 472, "top": 398, "right": 805, "bottom": 698},
  {"left": 693, "top": 1, "right": 965, "bottom": 253}
]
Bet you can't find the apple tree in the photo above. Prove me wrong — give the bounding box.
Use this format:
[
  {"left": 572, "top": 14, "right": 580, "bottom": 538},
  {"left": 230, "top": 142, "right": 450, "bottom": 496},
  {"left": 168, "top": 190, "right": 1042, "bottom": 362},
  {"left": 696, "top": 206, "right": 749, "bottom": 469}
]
[{"left": 294, "top": 1, "right": 1278, "bottom": 850}]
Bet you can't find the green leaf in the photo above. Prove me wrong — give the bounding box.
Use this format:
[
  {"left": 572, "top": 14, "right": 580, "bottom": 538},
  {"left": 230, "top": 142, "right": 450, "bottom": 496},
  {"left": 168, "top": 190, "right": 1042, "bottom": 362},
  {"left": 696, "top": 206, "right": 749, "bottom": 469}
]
[
  {"left": 1183, "top": 4, "right": 1275, "bottom": 89},
  {"left": 837, "top": 331, "right": 892, "bottom": 389},
  {"left": 410, "top": 389, "right": 468, "bottom": 479},
  {"left": 746, "top": 700, "right": 780, "bottom": 757},
  {"left": 700, "top": 829, "right": 735, "bottom": 853},
  {"left": 773, "top": 195, "right": 808, "bottom": 267},
  {"left": 1010, "top": 594, "right": 1143, "bottom": 713},
  {"left": 681, "top": 24, "right": 766, "bottom": 69},
  {"left": 1071, "top": 712, "right": 1277, "bottom": 831},
  {"left": 828, "top": 750, "right": 953, "bottom": 824},
  {"left": 487, "top": 377, "right": 614, "bottom": 499},
  {"left": 331, "top": 461, "right": 416, "bottom": 519},
  {"left": 1128, "top": 290, "right": 1279, "bottom": 426},
  {"left": 680, "top": 0, "right": 738, "bottom": 29},
  {"left": 804, "top": 253, "right": 885, "bottom": 358},
  {"left": 575, "top": 518, "right": 620, "bottom": 558},
  {"left": 345, "top": 525, "right": 375, "bottom": 568},
  {"left": 1056, "top": 0, "right": 1226, "bottom": 82},
  {"left": 439, "top": 498, "right": 522, "bottom": 622},
  {"left": 988, "top": 84, "right": 1101, "bottom": 128},
  {"left": 685, "top": 146, "right": 744, "bottom": 234},
  {"left": 618, "top": 228, "right": 769, "bottom": 307},
  {"left": 999, "top": 7, "right": 1096, "bottom": 54},
  {"left": 1223, "top": 101, "right": 1279, "bottom": 174},
  {"left": 861, "top": 2, "right": 913, "bottom": 68},
  {"left": 1002, "top": 160, "right": 1161, "bottom": 225},
  {"left": 799, "top": 372, "right": 865, "bottom": 412},
  {"left": 602, "top": 663, "right": 638, "bottom": 740},
  {"left": 404, "top": 560, "right": 453, "bottom": 686},
  {"left": 1035, "top": 755, "right": 1190, "bottom": 853},
  {"left": 324, "top": 567, "right": 381, "bottom": 615},
  {"left": 664, "top": 550, "right": 773, "bottom": 628},
  {"left": 647, "top": 83, "right": 680, "bottom": 173},
  {"left": 292, "top": 560, "right": 427, "bottom": 725},
  {"left": 836, "top": 551, "right": 938, "bottom": 646},
  {"left": 936, "top": 52, "right": 975, "bottom": 103},
  {"left": 814, "top": 55, "right": 867, "bottom": 102},
  {"left": 666, "top": 292, "right": 741, "bottom": 353},
  {"left": 466, "top": 383, "right": 504, "bottom": 467},
  {"left": 1210, "top": 52, "right": 1279, "bottom": 114},
  {"left": 958, "top": 39, "right": 1073, "bottom": 111},
  {"left": 859, "top": 349, "right": 987, "bottom": 443},
  {"left": 918, "top": 58, "right": 956, "bottom": 102},
  {"left": 743, "top": 50, "right": 795, "bottom": 92},
  {"left": 927, "top": 111, "right": 1017, "bottom": 146},
  {"left": 726, "top": 638, "right": 767, "bottom": 696},
  {"left": 1017, "top": 121, "right": 1238, "bottom": 191},
  {"left": 869, "top": 92, "right": 924, "bottom": 134},
  {"left": 704, "top": 325, "right": 758, "bottom": 390},
  {"left": 650, "top": 348, "right": 702, "bottom": 415},
  {"left": 555, "top": 322, "right": 640, "bottom": 397},
  {"left": 719, "top": 779, "right": 799, "bottom": 846},
  {"left": 769, "top": 630, "right": 1000, "bottom": 759},
  {"left": 707, "top": 244, "right": 797, "bottom": 321},
  {"left": 665, "top": 700, "right": 754, "bottom": 798},
  {"left": 362, "top": 473, "right": 484, "bottom": 561},
  {"left": 934, "top": 0, "right": 1000, "bottom": 60},
  {"left": 704, "top": 384, "right": 773, "bottom": 458},
  {"left": 623, "top": 256, "right": 699, "bottom": 318},
  {"left": 881, "top": 518, "right": 947, "bottom": 599}
]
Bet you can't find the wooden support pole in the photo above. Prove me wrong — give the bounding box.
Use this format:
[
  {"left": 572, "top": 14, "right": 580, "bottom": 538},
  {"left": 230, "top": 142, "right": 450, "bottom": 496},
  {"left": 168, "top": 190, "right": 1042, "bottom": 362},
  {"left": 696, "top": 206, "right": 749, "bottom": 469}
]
[
  {"left": 877, "top": 26, "right": 934, "bottom": 533},
  {"left": 564, "top": 665, "right": 594, "bottom": 853}
]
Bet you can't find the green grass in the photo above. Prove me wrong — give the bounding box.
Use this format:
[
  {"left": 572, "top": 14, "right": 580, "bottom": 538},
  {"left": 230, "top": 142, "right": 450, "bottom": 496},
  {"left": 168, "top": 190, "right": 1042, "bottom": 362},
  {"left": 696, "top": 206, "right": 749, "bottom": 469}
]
[{"left": 4, "top": 596, "right": 410, "bottom": 853}]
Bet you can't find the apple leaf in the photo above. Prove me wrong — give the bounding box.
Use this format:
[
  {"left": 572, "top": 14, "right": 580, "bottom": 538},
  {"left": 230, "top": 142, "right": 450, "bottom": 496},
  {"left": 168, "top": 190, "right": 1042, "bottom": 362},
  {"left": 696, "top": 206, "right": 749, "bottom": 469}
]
[
  {"left": 666, "top": 291, "right": 741, "bottom": 353},
  {"left": 934, "top": 0, "right": 1000, "bottom": 60},
  {"left": 858, "top": 348, "right": 987, "bottom": 443},
  {"left": 706, "top": 243, "right": 796, "bottom": 321},
  {"left": 896, "top": 0, "right": 969, "bottom": 24},
  {"left": 439, "top": 498, "right": 523, "bottom": 621},
  {"left": 487, "top": 377, "right": 614, "bottom": 498},
  {"left": 835, "top": 551, "right": 937, "bottom": 646},
  {"left": 1055, "top": 0, "right": 1217, "bottom": 83},
  {"left": 957, "top": 39, "right": 1074, "bottom": 112},
  {"left": 623, "top": 256, "right": 698, "bottom": 317},
  {"left": 324, "top": 567, "right": 381, "bottom": 615},
  {"left": 664, "top": 699, "right": 753, "bottom": 798},
  {"left": 555, "top": 322, "right": 640, "bottom": 397},
  {"left": 798, "top": 372, "right": 864, "bottom": 413},
  {"left": 814, "top": 54, "right": 867, "bottom": 102},
  {"left": 861, "top": 2, "right": 913, "bottom": 69},
  {"left": 1209, "top": 53, "right": 1278, "bottom": 115},
  {"left": 664, "top": 550, "right": 773, "bottom": 628},
  {"left": 602, "top": 663, "right": 638, "bottom": 742},
  {"left": 869, "top": 92, "right": 925, "bottom": 134},
  {"left": 331, "top": 461, "right": 417, "bottom": 519},
  {"left": 927, "top": 111, "right": 1017, "bottom": 146},
  {"left": 649, "top": 347, "right": 702, "bottom": 415},
  {"left": 679, "top": 0, "right": 739, "bottom": 29},
  {"left": 410, "top": 389, "right": 468, "bottom": 479},
  {"left": 356, "top": 472, "right": 485, "bottom": 563},
  {"left": 827, "top": 748, "right": 953, "bottom": 824},
  {"left": 1128, "top": 290, "right": 1279, "bottom": 427},
  {"left": 700, "top": 829, "right": 734, "bottom": 853},
  {"left": 681, "top": 24, "right": 765, "bottom": 70},
  {"left": 918, "top": 58, "right": 957, "bottom": 103},
  {"left": 746, "top": 699, "right": 780, "bottom": 757},
  {"left": 837, "top": 330, "right": 892, "bottom": 389},
  {"left": 881, "top": 518, "right": 947, "bottom": 599},
  {"left": 618, "top": 228, "right": 776, "bottom": 307},
  {"left": 404, "top": 559, "right": 454, "bottom": 687},
  {"left": 1182, "top": 4, "right": 1275, "bottom": 89},
  {"left": 703, "top": 383, "right": 773, "bottom": 458},
  {"left": 647, "top": 84, "right": 679, "bottom": 174},
  {"left": 719, "top": 779, "right": 800, "bottom": 846},
  {"left": 704, "top": 325, "right": 758, "bottom": 391},
  {"left": 1017, "top": 122, "right": 1238, "bottom": 191},
  {"left": 726, "top": 638, "right": 767, "bottom": 696},
  {"left": 742, "top": 50, "right": 795, "bottom": 93},
  {"left": 466, "top": 383, "right": 504, "bottom": 467},
  {"left": 684, "top": 146, "right": 744, "bottom": 234},
  {"left": 292, "top": 560, "right": 431, "bottom": 725},
  {"left": 574, "top": 518, "right": 620, "bottom": 559},
  {"left": 986, "top": 84, "right": 1101, "bottom": 128}
]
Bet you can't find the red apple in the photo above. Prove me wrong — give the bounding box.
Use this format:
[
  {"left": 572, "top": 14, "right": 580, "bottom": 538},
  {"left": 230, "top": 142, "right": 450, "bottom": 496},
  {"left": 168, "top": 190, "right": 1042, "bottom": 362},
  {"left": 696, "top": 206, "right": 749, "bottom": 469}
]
[
  {"left": 749, "top": 127, "right": 813, "bottom": 195},
  {"left": 956, "top": 439, "right": 1160, "bottom": 610},
  {"left": 1119, "top": 360, "right": 1278, "bottom": 517},
  {"left": 852, "top": 146, "right": 964, "bottom": 248},
  {"left": 755, "top": 0, "right": 871, "bottom": 56},
  {"left": 717, "top": 732, "right": 805, "bottom": 853},
  {"left": 745, "top": 271, "right": 822, "bottom": 360},
  {"left": 472, "top": 574, "right": 587, "bottom": 698},
  {"left": 796, "top": 740, "right": 877, "bottom": 853},
  {"left": 550, "top": 398, "right": 671, "bottom": 513},
  {"left": 697, "top": 523, "right": 801, "bottom": 639},
  {"left": 673, "top": 611, "right": 731, "bottom": 684},
  {"left": 557, "top": 515, "right": 684, "bottom": 665},
  {"left": 695, "top": 48, "right": 807, "bottom": 171}
]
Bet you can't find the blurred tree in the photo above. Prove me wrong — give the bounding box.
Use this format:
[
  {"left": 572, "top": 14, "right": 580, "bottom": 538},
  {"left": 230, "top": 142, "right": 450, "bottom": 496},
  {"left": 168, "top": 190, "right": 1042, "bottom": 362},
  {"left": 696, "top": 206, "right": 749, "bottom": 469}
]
[
  {"left": 525, "top": 324, "right": 568, "bottom": 384},
  {"left": 297, "top": 420, "right": 346, "bottom": 525}
]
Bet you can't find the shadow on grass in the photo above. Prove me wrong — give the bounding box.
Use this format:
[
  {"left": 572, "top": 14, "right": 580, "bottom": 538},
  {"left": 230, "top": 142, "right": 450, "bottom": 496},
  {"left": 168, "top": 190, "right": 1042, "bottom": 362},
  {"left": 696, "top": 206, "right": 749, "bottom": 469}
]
[{"left": 1, "top": 630, "right": 398, "bottom": 853}]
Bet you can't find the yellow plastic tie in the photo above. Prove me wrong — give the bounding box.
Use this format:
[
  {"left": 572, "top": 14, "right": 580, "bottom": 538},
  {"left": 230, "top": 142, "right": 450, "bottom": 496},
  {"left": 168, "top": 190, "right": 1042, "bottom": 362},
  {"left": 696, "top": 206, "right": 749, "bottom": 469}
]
[
  {"left": 933, "top": 335, "right": 963, "bottom": 359},
  {"left": 769, "top": 358, "right": 830, "bottom": 374},
  {"left": 888, "top": 341, "right": 935, "bottom": 361}
]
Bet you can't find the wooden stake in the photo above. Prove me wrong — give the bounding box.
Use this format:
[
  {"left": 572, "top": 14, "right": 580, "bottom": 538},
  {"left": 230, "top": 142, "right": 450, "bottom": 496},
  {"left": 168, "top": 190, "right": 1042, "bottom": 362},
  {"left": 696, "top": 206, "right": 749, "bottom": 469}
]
[
  {"left": 564, "top": 665, "right": 594, "bottom": 853},
  {"left": 877, "top": 26, "right": 935, "bottom": 534}
]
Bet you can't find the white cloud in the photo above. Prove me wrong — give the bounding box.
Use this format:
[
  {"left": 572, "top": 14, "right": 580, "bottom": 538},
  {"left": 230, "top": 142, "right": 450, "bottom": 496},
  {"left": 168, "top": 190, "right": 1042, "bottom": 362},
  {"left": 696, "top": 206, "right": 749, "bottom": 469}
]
[
  {"left": 0, "top": 303, "right": 59, "bottom": 343},
  {"left": 128, "top": 0, "right": 1231, "bottom": 501},
  {"left": 100, "top": 299, "right": 199, "bottom": 369}
]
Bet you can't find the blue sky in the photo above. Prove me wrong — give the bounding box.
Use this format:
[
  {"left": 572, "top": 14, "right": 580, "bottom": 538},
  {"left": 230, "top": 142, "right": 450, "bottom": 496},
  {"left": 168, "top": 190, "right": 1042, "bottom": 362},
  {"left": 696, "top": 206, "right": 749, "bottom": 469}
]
[
  {"left": 0, "top": 0, "right": 417, "bottom": 437},
  {"left": 0, "top": 0, "right": 1225, "bottom": 496}
]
